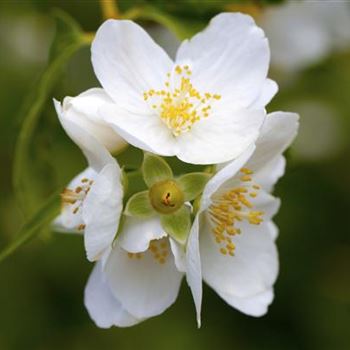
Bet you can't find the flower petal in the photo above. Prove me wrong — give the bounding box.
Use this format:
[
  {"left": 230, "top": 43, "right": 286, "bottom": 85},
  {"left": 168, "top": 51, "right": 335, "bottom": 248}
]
[
  {"left": 176, "top": 13, "right": 270, "bottom": 109},
  {"left": 185, "top": 214, "right": 202, "bottom": 327},
  {"left": 246, "top": 111, "right": 299, "bottom": 174},
  {"left": 200, "top": 144, "right": 256, "bottom": 212},
  {"left": 169, "top": 238, "right": 186, "bottom": 273},
  {"left": 216, "top": 288, "right": 274, "bottom": 317},
  {"left": 54, "top": 99, "right": 114, "bottom": 172},
  {"left": 249, "top": 79, "right": 278, "bottom": 109},
  {"left": 101, "top": 103, "right": 177, "bottom": 156},
  {"left": 105, "top": 239, "right": 183, "bottom": 319},
  {"left": 254, "top": 155, "right": 286, "bottom": 193},
  {"left": 54, "top": 167, "right": 97, "bottom": 231},
  {"left": 201, "top": 218, "right": 278, "bottom": 299},
  {"left": 118, "top": 216, "right": 167, "bottom": 253},
  {"left": 61, "top": 88, "right": 127, "bottom": 153},
  {"left": 91, "top": 19, "right": 173, "bottom": 113},
  {"left": 84, "top": 262, "right": 142, "bottom": 328},
  {"left": 83, "top": 162, "right": 123, "bottom": 262},
  {"left": 177, "top": 108, "right": 264, "bottom": 165}
]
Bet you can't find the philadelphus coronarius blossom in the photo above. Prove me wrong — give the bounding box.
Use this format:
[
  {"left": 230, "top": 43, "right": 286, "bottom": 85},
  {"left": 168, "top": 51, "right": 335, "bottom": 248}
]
[
  {"left": 91, "top": 13, "right": 278, "bottom": 164},
  {"left": 52, "top": 11, "right": 299, "bottom": 329},
  {"left": 53, "top": 99, "right": 123, "bottom": 261},
  {"left": 186, "top": 112, "right": 299, "bottom": 325}
]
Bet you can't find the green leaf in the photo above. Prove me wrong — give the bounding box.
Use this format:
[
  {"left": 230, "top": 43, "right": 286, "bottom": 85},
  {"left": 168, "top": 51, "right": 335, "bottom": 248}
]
[
  {"left": 161, "top": 206, "right": 191, "bottom": 245},
  {"left": 142, "top": 152, "right": 173, "bottom": 188},
  {"left": 13, "top": 10, "right": 88, "bottom": 218},
  {"left": 0, "top": 192, "right": 61, "bottom": 263},
  {"left": 124, "top": 190, "right": 155, "bottom": 218},
  {"left": 177, "top": 172, "right": 212, "bottom": 201}
]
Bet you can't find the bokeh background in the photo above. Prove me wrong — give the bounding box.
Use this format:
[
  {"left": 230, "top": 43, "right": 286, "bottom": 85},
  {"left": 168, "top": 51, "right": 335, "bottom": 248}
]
[{"left": 1, "top": 1, "right": 350, "bottom": 349}]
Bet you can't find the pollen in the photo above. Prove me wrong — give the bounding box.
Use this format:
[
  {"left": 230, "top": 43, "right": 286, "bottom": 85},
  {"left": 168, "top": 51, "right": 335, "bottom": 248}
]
[
  {"left": 149, "top": 238, "right": 169, "bottom": 265},
  {"left": 143, "top": 64, "right": 221, "bottom": 136},
  {"left": 208, "top": 168, "right": 264, "bottom": 257}
]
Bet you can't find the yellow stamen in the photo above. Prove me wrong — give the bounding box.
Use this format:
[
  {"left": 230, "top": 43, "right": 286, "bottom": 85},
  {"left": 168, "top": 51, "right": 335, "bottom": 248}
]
[
  {"left": 209, "top": 168, "right": 264, "bottom": 257},
  {"left": 143, "top": 64, "right": 221, "bottom": 136}
]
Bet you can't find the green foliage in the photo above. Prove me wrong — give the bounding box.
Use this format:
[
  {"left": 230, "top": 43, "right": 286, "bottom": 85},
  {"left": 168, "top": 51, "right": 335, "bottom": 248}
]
[
  {"left": 13, "top": 10, "right": 88, "bottom": 218},
  {"left": 0, "top": 192, "right": 60, "bottom": 263},
  {"left": 124, "top": 190, "right": 155, "bottom": 218},
  {"left": 142, "top": 152, "right": 173, "bottom": 188},
  {"left": 160, "top": 205, "right": 191, "bottom": 244}
]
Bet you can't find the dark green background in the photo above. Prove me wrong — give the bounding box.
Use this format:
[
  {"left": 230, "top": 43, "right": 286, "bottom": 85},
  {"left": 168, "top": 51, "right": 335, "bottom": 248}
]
[{"left": 0, "top": 1, "right": 349, "bottom": 349}]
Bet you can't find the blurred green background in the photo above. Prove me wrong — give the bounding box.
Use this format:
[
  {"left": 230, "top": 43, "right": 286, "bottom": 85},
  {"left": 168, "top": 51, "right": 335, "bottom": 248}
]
[{"left": 1, "top": 1, "right": 350, "bottom": 349}]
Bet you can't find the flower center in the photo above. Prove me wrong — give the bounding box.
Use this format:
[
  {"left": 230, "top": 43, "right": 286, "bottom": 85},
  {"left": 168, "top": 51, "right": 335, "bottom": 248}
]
[
  {"left": 61, "top": 177, "right": 93, "bottom": 230},
  {"left": 149, "top": 180, "right": 184, "bottom": 214},
  {"left": 127, "top": 238, "right": 169, "bottom": 265},
  {"left": 208, "top": 168, "right": 264, "bottom": 257},
  {"left": 143, "top": 64, "right": 221, "bottom": 136}
]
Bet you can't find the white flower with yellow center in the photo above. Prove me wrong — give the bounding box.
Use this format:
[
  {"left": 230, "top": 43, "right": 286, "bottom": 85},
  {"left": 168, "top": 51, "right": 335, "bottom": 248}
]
[
  {"left": 53, "top": 99, "right": 123, "bottom": 262},
  {"left": 91, "top": 13, "right": 277, "bottom": 165},
  {"left": 84, "top": 216, "right": 185, "bottom": 328},
  {"left": 185, "top": 112, "right": 299, "bottom": 325}
]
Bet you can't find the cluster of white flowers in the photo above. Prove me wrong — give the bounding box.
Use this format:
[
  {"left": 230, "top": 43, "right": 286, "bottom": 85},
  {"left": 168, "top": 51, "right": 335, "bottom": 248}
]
[{"left": 53, "top": 13, "right": 298, "bottom": 328}]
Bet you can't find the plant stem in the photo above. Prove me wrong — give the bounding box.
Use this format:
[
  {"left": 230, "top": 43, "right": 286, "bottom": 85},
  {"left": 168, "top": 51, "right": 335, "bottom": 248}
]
[{"left": 99, "top": 0, "right": 120, "bottom": 20}]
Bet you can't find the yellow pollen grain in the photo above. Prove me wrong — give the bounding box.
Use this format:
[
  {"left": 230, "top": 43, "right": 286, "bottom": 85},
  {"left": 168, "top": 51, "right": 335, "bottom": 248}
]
[
  {"left": 220, "top": 248, "right": 227, "bottom": 255},
  {"left": 240, "top": 175, "right": 252, "bottom": 182}
]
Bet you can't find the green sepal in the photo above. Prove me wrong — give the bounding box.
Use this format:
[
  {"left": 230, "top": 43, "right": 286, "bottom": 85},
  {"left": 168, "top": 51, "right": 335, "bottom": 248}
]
[
  {"left": 160, "top": 206, "right": 191, "bottom": 245},
  {"left": 177, "top": 172, "right": 212, "bottom": 201},
  {"left": 124, "top": 190, "right": 155, "bottom": 218},
  {"left": 142, "top": 152, "right": 173, "bottom": 188}
]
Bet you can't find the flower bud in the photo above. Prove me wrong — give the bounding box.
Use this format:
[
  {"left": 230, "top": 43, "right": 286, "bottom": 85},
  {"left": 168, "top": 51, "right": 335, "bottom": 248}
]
[
  {"left": 60, "top": 88, "right": 127, "bottom": 154},
  {"left": 149, "top": 180, "right": 184, "bottom": 214}
]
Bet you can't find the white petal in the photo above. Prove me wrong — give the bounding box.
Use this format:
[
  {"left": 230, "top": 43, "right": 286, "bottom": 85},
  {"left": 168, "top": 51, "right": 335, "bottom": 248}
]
[
  {"left": 105, "top": 240, "right": 183, "bottom": 319},
  {"left": 185, "top": 214, "right": 202, "bottom": 327},
  {"left": 267, "top": 221, "right": 279, "bottom": 240},
  {"left": 176, "top": 13, "right": 270, "bottom": 109},
  {"left": 56, "top": 167, "right": 97, "bottom": 231},
  {"left": 83, "top": 162, "right": 123, "bottom": 262},
  {"left": 249, "top": 79, "right": 278, "bottom": 109},
  {"left": 254, "top": 155, "right": 286, "bottom": 193},
  {"left": 91, "top": 19, "right": 173, "bottom": 113},
  {"left": 216, "top": 288, "right": 274, "bottom": 317},
  {"left": 61, "top": 88, "right": 127, "bottom": 153},
  {"left": 250, "top": 191, "right": 280, "bottom": 221},
  {"left": 118, "top": 216, "right": 167, "bottom": 253},
  {"left": 177, "top": 108, "right": 265, "bottom": 164},
  {"left": 246, "top": 111, "right": 299, "bottom": 173},
  {"left": 54, "top": 99, "right": 114, "bottom": 172},
  {"left": 201, "top": 218, "right": 278, "bottom": 299},
  {"left": 84, "top": 262, "right": 142, "bottom": 328},
  {"left": 200, "top": 144, "right": 256, "bottom": 212},
  {"left": 101, "top": 103, "right": 177, "bottom": 156},
  {"left": 169, "top": 238, "right": 186, "bottom": 273}
]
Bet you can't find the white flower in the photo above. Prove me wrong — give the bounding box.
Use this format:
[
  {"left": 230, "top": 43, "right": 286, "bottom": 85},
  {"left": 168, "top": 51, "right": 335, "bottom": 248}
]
[
  {"left": 84, "top": 216, "right": 185, "bottom": 328},
  {"left": 57, "top": 88, "right": 127, "bottom": 154},
  {"left": 91, "top": 13, "right": 277, "bottom": 165},
  {"left": 53, "top": 99, "right": 123, "bottom": 262},
  {"left": 186, "top": 112, "right": 299, "bottom": 326},
  {"left": 261, "top": 0, "right": 350, "bottom": 72}
]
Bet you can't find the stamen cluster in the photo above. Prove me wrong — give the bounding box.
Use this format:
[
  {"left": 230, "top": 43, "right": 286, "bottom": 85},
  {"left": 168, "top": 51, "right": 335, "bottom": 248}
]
[
  {"left": 143, "top": 65, "right": 221, "bottom": 136},
  {"left": 208, "top": 168, "right": 264, "bottom": 256}
]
